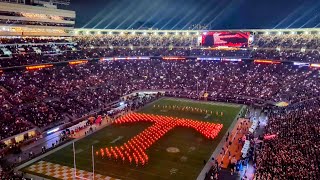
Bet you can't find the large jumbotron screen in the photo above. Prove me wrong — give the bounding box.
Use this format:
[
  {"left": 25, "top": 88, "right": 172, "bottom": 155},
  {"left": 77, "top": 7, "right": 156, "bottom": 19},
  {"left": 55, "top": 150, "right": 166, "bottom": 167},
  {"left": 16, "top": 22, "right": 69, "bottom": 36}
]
[{"left": 201, "top": 31, "right": 251, "bottom": 47}]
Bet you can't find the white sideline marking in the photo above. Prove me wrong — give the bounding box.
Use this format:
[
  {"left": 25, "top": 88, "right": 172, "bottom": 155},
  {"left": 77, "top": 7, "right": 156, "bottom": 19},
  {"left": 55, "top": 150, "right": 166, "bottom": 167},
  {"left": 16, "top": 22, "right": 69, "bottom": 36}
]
[{"left": 110, "top": 136, "right": 123, "bottom": 144}]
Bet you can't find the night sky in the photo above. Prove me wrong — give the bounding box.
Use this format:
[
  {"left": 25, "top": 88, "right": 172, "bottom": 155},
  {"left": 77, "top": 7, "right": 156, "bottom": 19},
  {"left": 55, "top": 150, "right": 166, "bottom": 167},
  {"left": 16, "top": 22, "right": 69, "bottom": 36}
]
[{"left": 66, "top": 0, "right": 320, "bottom": 30}]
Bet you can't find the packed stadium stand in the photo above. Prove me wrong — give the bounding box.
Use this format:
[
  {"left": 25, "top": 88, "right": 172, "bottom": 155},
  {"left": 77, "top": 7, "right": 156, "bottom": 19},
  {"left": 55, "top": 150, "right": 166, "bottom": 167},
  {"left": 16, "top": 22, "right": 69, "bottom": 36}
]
[
  {"left": 256, "top": 97, "right": 320, "bottom": 179},
  {"left": 0, "top": 1, "right": 320, "bottom": 180},
  {"left": 1, "top": 30, "right": 320, "bottom": 179},
  {"left": 0, "top": 33, "right": 320, "bottom": 177},
  {"left": 2, "top": 32, "right": 320, "bottom": 68}
]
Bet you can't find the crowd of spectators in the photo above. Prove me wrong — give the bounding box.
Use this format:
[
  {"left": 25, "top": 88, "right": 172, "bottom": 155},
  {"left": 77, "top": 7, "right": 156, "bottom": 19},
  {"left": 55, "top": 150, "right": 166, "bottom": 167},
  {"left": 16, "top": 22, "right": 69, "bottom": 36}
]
[
  {"left": 251, "top": 49, "right": 320, "bottom": 63},
  {"left": 74, "top": 34, "right": 199, "bottom": 47},
  {"left": 2, "top": 34, "right": 320, "bottom": 67},
  {"left": 75, "top": 33, "right": 320, "bottom": 63},
  {"left": 1, "top": 59, "right": 320, "bottom": 141},
  {"left": 0, "top": 37, "right": 79, "bottom": 67},
  {"left": 256, "top": 97, "right": 320, "bottom": 179},
  {"left": 0, "top": 87, "right": 33, "bottom": 141},
  {"left": 0, "top": 34, "right": 320, "bottom": 179},
  {"left": 0, "top": 37, "right": 70, "bottom": 44},
  {"left": 250, "top": 34, "right": 320, "bottom": 63},
  {"left": 254, "top": 34, "right": 320, "bottom": 49}
]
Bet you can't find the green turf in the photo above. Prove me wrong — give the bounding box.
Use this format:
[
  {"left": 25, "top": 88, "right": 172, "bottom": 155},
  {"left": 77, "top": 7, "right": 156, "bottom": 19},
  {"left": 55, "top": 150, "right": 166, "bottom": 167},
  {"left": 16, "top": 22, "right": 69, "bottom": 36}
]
[{"left": 25, "top": 98, "right": 243, "bottom": 180}]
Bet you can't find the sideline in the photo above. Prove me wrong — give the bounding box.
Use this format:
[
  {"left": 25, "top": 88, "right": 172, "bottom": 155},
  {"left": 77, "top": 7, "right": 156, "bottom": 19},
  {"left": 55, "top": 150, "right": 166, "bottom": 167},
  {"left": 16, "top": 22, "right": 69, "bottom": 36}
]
[{"left": 196, "top": 105, "right": 247, "bottom": 180}]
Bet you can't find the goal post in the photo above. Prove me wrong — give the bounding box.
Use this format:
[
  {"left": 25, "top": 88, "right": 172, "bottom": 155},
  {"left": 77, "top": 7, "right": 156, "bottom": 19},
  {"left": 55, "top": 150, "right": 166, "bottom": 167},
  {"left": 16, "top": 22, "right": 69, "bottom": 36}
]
[
  {"left": 73, "top": 142, "right": 95, "bottom": 180},
  {"left": 73, "top": 142, "right": 77, "bottom": 179}
]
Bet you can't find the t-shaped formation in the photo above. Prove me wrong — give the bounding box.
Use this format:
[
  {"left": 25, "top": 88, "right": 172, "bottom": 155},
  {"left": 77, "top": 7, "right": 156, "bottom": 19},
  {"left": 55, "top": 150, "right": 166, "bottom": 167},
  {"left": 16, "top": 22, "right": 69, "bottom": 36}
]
[{"left": 96, "top": 112, "right": 223, "bottom": 166}]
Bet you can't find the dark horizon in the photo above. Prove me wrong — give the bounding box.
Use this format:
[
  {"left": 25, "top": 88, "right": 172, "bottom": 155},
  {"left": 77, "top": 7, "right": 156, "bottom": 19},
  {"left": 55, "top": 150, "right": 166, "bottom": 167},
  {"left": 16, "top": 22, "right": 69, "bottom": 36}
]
[{"left": 65, "top": 0, "right": 320, "bottom": 30}]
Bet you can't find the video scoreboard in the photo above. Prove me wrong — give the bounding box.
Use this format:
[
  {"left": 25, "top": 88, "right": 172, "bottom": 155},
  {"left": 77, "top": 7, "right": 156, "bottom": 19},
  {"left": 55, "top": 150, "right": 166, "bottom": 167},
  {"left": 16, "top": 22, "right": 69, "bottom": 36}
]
[{"left": 201, "top": 31, "right": 253, "bottom": 47}]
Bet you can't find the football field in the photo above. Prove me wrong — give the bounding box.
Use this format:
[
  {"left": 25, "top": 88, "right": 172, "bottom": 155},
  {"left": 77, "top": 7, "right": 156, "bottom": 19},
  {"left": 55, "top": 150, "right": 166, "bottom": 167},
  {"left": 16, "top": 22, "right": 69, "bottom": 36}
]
[{"left": 23, "top": 98, "right": 243, "bottom": 180}]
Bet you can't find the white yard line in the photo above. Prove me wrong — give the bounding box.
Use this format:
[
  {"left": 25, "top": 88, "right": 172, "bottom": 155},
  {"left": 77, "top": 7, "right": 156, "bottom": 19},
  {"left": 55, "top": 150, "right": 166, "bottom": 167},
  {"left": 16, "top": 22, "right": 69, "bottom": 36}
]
[
  {"left": 110, "top": 136, "right": 123, "bottom": 144},
  {"left": 165, "top": 97, "right": 242, "bottom": 107}
]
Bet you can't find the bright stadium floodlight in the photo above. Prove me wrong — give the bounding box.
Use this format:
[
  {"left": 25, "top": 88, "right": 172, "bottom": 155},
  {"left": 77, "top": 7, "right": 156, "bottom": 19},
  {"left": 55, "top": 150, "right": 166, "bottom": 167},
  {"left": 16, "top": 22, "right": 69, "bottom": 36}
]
[
  {"left": 304, "top": 31, "right": 309, "bottom": 35},
  {"left": 143, "top": 31, "right": 147, "bottom": 36},
  {"left": 278, "top": 31, "right": 282, "bottom": 35},
  {"left": 132, "top": 31, "right": 136, "bottom": 35},
  {"left": 290, "top": 31, "right": 296, "bottom": 35},
  {"left": 120, "top": 31, "right": 124, "bottom": 35},
  {"left": 265, "top": 31, "right": 269, "bottom": 35},
  {"left": 108, "top": 31, "right": 112, "bottom": 35},
  {"left": 86, "top": 31, "right": 90, "bottom": 35}
]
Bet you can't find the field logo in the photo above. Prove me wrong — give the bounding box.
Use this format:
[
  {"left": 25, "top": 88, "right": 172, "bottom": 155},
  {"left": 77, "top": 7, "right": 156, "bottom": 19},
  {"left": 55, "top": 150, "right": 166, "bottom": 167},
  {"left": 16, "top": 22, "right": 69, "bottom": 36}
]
[{"left": 96, "top": 113, "right": 223, "bottom": 166}]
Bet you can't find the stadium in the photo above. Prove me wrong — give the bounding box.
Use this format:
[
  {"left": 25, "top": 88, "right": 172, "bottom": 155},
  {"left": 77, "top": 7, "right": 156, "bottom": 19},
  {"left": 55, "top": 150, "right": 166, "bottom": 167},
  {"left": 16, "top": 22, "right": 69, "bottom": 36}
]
[{"left": 0, "top": 0, "right": 320, "bottom": 180}]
